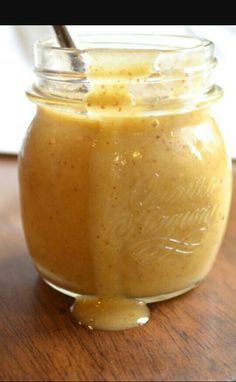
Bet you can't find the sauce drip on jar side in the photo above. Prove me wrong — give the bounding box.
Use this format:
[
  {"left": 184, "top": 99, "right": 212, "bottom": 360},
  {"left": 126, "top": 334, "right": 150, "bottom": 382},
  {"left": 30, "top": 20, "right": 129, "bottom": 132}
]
[{"left": 70, "top": 52, "right": 155, "bottom": 331}]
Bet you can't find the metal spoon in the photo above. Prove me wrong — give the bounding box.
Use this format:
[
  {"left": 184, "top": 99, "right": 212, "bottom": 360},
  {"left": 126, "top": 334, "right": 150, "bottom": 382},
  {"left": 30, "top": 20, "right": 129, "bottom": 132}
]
[
  {"left": 52, "top": 25, "right": 76, "bottom": 48},
  {"left": 52, "top": 25, "right": 86, "bottom": 72}
]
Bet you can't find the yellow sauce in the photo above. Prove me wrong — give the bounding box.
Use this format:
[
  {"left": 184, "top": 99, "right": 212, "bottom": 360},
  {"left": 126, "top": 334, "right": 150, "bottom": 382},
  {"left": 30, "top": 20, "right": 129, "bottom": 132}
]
[{"left": 71, "top": 296, "right": 149, "bottom": 331}]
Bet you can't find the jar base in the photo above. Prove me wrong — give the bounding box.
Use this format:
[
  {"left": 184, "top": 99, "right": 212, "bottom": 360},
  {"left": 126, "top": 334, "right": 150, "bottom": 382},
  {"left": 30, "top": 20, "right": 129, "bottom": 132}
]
[{"left": 43, "top": 277, "right": 201, "bottom": 303}]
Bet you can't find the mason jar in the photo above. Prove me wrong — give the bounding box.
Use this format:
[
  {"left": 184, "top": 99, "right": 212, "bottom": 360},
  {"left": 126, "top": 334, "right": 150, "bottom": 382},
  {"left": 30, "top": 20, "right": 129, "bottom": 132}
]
[{"left": 18, "top": 35, "right": 232, "bottom": 328}]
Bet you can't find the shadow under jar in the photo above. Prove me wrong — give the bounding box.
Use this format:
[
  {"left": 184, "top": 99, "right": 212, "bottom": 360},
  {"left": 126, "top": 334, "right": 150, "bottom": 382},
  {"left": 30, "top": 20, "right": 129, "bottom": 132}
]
[{"left": 19, "top": 35, "right": 232, "bottom": 330}]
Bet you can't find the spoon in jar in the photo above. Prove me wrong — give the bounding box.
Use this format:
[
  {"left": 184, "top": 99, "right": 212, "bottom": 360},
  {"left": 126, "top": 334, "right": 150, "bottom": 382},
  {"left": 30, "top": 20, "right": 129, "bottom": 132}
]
[
  {"left": 52, "top": 25, "right": 76, "bottom": 48},
  {"left": 52, "top": 25, "right": 86, "bottom": 72}
]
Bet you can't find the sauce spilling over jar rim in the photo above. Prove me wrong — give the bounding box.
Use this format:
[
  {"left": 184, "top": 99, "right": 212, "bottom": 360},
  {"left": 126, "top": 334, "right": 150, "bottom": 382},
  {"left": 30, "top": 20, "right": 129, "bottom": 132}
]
[{"left": 70, "top": 50, "right": 156, "bottom": 330}]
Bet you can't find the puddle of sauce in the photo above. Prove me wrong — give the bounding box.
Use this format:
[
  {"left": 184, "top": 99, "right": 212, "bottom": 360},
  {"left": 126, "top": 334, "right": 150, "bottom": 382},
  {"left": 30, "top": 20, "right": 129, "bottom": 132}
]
[{"left": 71, "top": 296, "right": 150, "bottom": 331}]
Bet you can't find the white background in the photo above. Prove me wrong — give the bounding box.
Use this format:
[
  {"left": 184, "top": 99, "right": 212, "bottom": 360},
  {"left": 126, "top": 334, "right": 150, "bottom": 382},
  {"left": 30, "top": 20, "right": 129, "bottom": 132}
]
[{"left": 0, "top": 25, "right": 235, "bottom": 158}]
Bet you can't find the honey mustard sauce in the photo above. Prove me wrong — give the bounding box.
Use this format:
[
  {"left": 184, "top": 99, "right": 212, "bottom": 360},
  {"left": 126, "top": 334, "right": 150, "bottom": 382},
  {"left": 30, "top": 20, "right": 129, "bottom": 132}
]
[{"left": 19, "top": 46, "right": 232, "bottom": 330}]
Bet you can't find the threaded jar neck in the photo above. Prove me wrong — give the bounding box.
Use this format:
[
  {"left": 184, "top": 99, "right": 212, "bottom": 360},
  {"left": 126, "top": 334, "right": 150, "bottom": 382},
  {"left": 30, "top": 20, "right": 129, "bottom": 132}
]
[{"left": 27, "top": 34, "right": 222, "bottom": 114}]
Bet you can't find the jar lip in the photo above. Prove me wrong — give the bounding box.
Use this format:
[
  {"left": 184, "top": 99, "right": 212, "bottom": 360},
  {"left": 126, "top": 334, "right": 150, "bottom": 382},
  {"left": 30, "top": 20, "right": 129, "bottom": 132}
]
[
  {"left": 36, "top": 34, "right": 213, "bottom": 54},
  {"left": 32, "top": 34, "right": 219, "bottom": 112}
]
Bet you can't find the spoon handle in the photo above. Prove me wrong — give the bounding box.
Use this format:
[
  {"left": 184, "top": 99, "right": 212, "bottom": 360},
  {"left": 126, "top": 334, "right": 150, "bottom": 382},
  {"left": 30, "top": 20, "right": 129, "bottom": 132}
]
[{"left": 53, "top": 25, "right": 76, "bottom": 48}]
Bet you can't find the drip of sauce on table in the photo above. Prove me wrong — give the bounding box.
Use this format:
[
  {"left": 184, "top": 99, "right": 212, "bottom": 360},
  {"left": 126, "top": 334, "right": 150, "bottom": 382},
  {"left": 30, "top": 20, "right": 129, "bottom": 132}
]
[{"left": 71, "top": 296, "right": 149, "bottom": 330}]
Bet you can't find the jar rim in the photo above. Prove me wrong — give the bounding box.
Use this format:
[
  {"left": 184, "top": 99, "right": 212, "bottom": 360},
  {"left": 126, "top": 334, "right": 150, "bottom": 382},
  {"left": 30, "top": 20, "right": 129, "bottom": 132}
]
[
  {"left": 34, "top": 33, "right": 216, "bottom": 79},
  {"left": 30, "top": 34, "right": 221, "bottom": 114},
  {"left": 36, "top": 34, "right": 213, "bottom": 54}
]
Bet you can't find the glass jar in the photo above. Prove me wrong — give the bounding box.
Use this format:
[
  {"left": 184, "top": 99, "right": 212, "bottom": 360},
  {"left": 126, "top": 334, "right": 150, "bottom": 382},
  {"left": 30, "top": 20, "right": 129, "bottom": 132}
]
[{"left": 18, "top": 35, "right": 232, "bottom": 330}]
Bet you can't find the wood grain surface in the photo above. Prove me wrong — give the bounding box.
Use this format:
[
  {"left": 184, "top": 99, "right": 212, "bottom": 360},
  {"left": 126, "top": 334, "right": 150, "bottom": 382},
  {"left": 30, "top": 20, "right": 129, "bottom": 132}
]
[{"left": 0, "top": 155, "right": 235, "bottom": 382}]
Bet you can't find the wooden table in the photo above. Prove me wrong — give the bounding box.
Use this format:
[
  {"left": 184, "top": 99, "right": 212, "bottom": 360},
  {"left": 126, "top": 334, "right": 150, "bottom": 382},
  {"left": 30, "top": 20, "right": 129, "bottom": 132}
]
[{"left": 0, "top": 155, "right": 235, "bottom": 382}]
